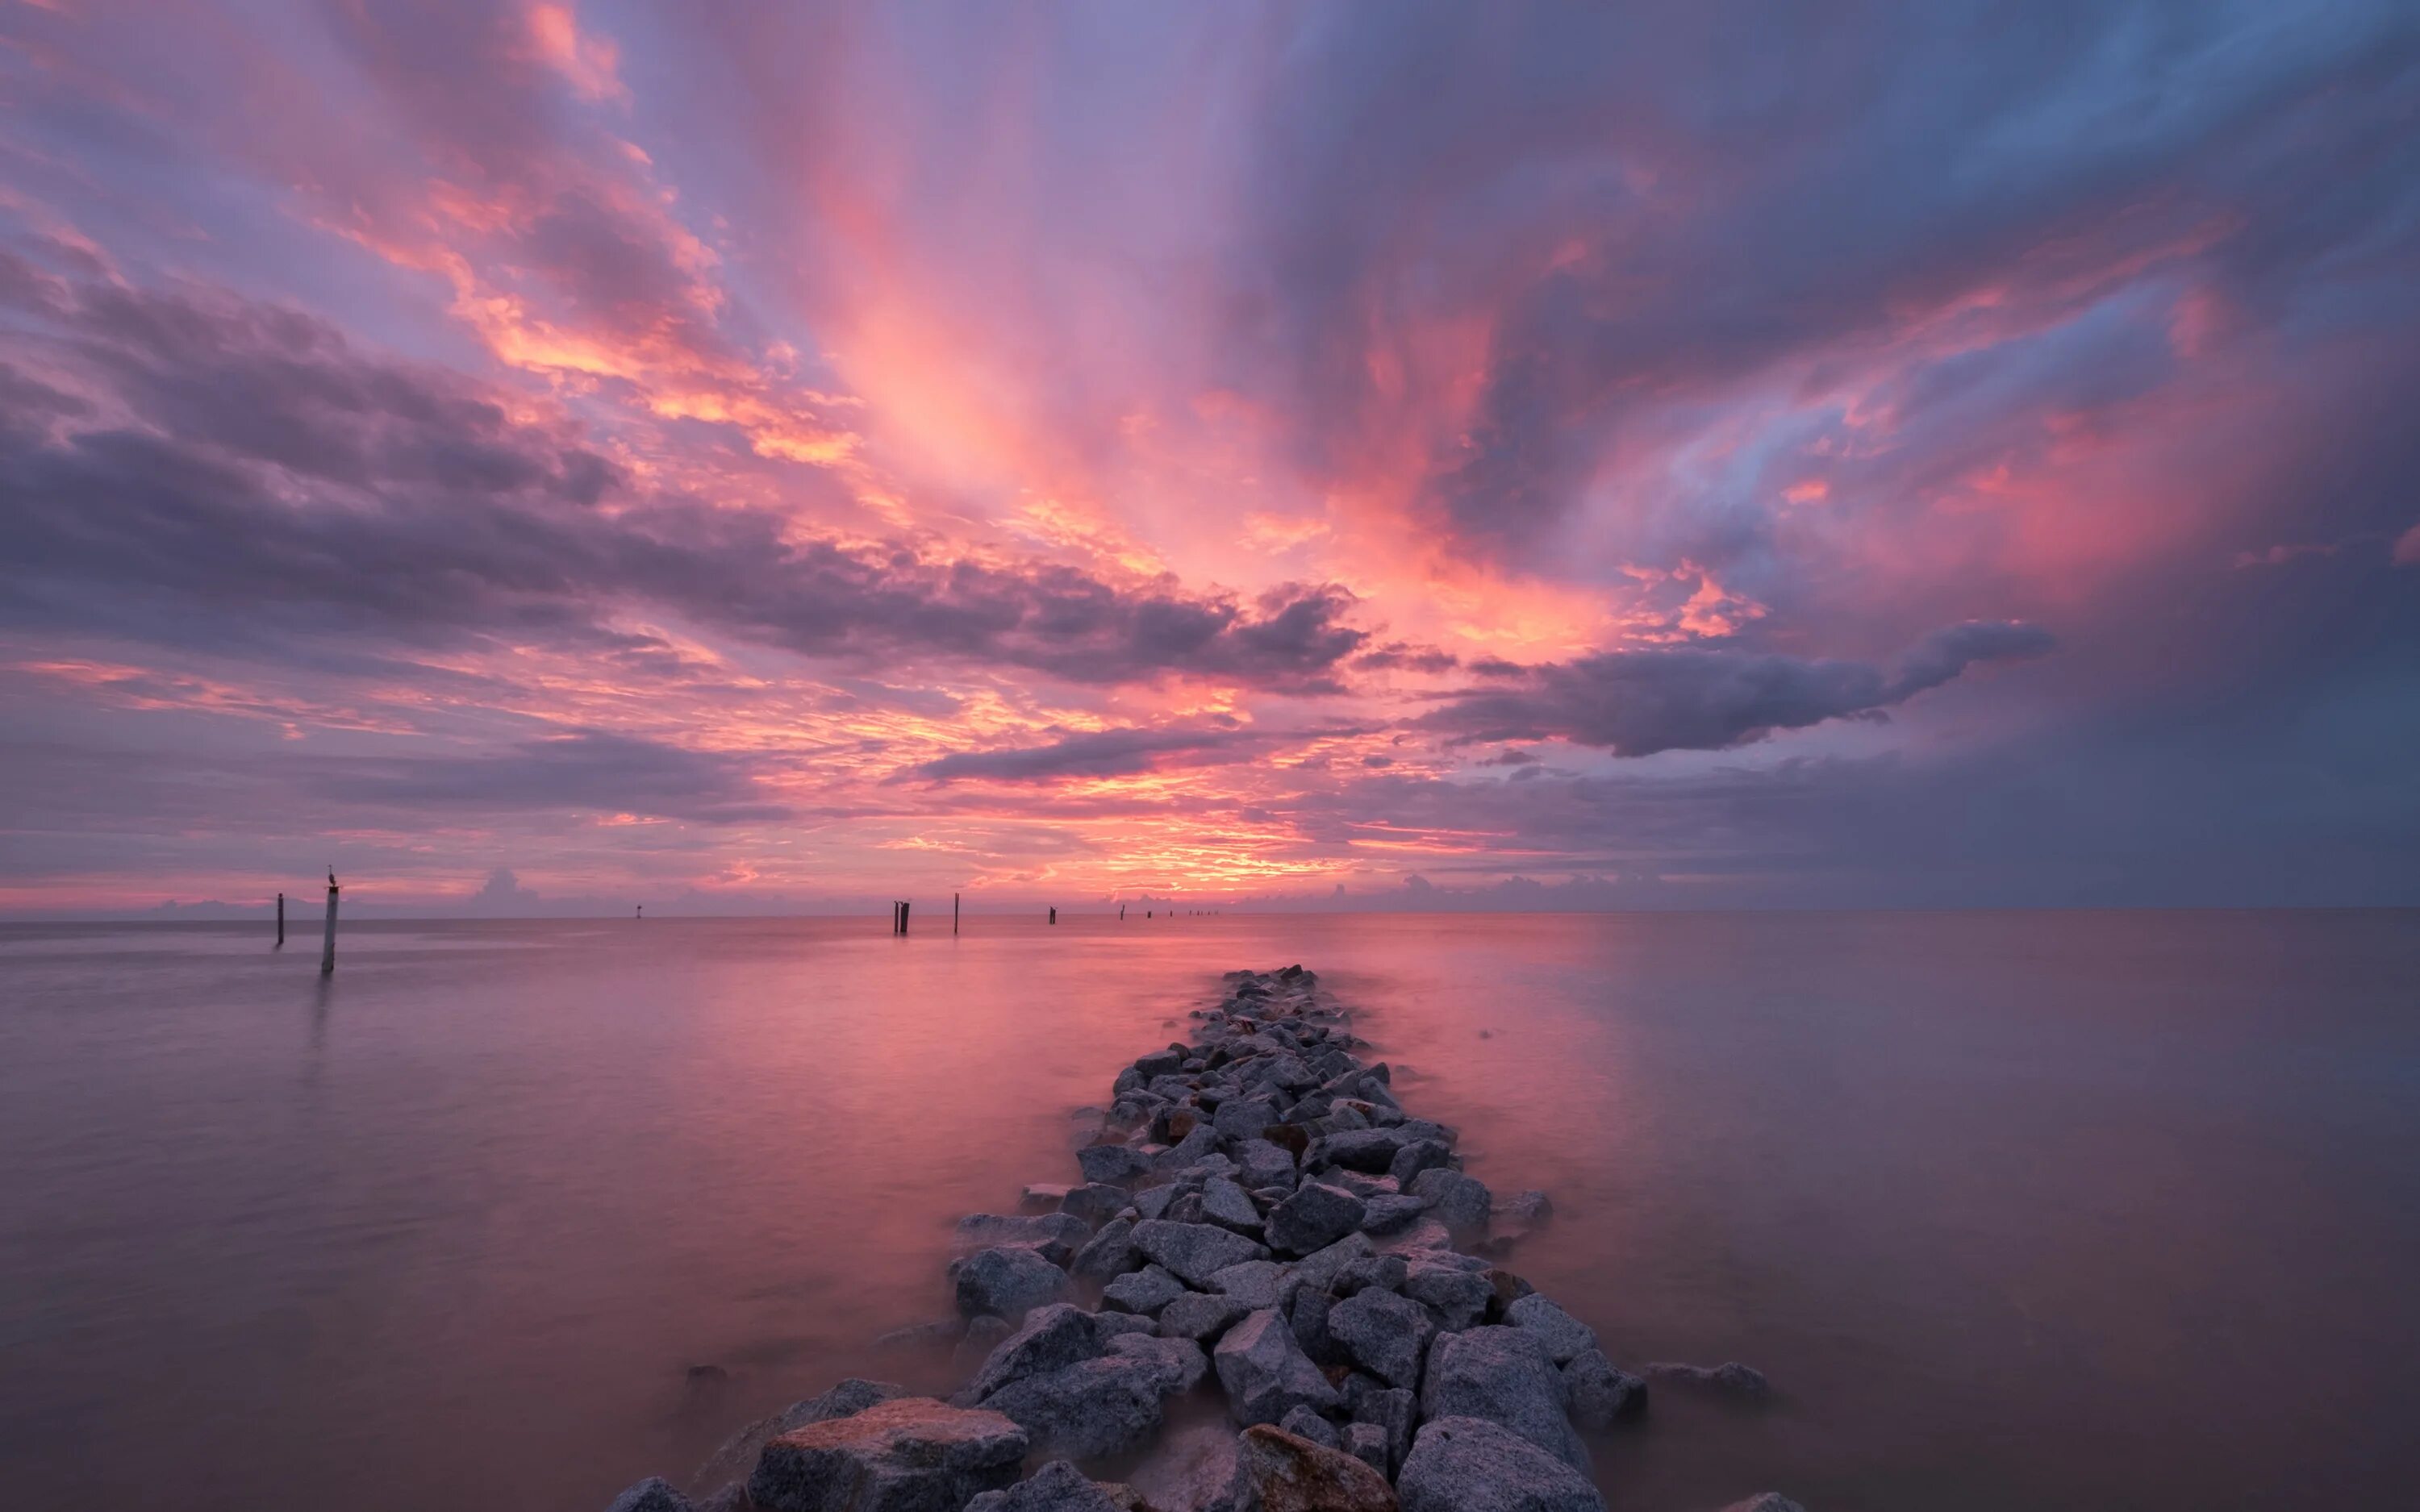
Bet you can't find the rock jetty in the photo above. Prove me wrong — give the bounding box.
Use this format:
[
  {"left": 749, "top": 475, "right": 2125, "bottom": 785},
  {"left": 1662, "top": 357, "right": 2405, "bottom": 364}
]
[{"left": 610, "top": 965, "right": 1804, "bottom": 1512}]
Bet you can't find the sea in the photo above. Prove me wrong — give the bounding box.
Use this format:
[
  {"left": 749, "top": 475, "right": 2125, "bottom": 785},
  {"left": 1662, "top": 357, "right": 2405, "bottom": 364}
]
[{"left": 2, "top": 910, "right": 2414, "bottom": 1510}]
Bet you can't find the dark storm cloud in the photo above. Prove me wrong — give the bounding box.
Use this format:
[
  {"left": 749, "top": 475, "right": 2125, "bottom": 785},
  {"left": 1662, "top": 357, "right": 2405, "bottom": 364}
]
[
  {"left": 0, "top": 273, "right": 1366, "bottom": 690},
  {"left": 307, "top": 731, "right": 792, "bottom": 823},
  {"left": 1238, "top": 1, "right": 2420, "bottom": 557},
  {"left": 1419, "top": 622, "right": 2053, "bottom": 756}
]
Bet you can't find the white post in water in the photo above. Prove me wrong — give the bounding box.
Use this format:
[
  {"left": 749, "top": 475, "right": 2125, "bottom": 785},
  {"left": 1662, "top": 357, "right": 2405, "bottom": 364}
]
[{"left": 319, "top": 872, "right": 339, "bottom": 975}]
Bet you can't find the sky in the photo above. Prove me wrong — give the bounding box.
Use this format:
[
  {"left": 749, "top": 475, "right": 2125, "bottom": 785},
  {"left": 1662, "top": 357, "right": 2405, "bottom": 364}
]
[{"left": 2, "top": 1, "right": 2417, "bottom": 917}]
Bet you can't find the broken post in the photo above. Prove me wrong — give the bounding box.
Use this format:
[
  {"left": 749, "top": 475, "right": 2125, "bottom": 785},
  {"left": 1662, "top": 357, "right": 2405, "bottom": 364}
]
[
  {"left": 953, "top": 892, "right": 960, "bottom": 935},
  {"left": 902, "top": 899, "right": 911, "bottom": 933},
  {"left": 276, "top": 892, "right": 285, "bottom": 948},
  {"left": 319, "top": 873, "right": 339, "bottom": 975},
  {"left": 1048, "top": 906, "right": 1057, "bottom": 925}
]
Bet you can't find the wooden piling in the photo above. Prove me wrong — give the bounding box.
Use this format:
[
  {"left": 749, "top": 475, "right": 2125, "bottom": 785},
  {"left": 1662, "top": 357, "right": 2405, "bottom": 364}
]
[
  {"left": 1049, "top": 906, "right": 1057, "bottom": 925},
  {"left": 319, "top": 873, "right": 339, "bottom": 975},
  {"left": 902, "top": 900, "right": 911, "bottom": 933},
  {"left": 953, "top": 892, "right": 960, "bottom": 935},
  {"left": 276, "top": 892, "right": 285, "bottom": 948}
]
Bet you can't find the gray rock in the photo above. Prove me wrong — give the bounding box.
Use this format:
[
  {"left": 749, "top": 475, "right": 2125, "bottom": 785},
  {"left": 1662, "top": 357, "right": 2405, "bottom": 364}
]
[
  {"left": 1128, "top": 1422, "right": 1248, "bottom": 1512},
  {"left": 963, "top": 1460, "right": 1128, "bottom": 1512},
  {"left": 1328, "top": 1286, "right": 1435, "bottom": 1389},
  {"left": 1108, "top": 1331, "right": 1212, "bottom": 1393},
  {"left": 1396, "top": 1416, "right": 1605, "bottom": 1512},
  {"left": 1344, "top": 1380, "right": 1417, "bottom": 1475},
  {"left": 747, "top": 1397, "right": 1029, "bottom": 1512},
  {"left": 1504, "top": 1294, "right": 1596, "bottom": 1364},
  {"left": 1158, "top": 1289, "right": 1250, "bottom": 1342},
  {"left": 1200, "top": 1177, "right": 1264, "bottom": 1236},
  {"left": 1493, "top": 1190, "right": 1554, "bottom": 1226},
  {"left": 695, "top": 1378, "right": 907, "bottom": 1493},
  {"left": 962, "top": 1303, "right": 1104, "bottom": 1404},
  {"left": 1718, "top": 1497, "right": 1807, "bottom": 1512},
  {"left": 1287, "top": 1286, "right": 1338, "bottom": 1365},
  {"left": 1233, "top": 1139, "right": 1299, "bottom": 1191},
  {"left": 1103, "top": 1263, "right": 1190, "bottom": 1317},
  {"left": 1408, "top": 1168, "right": 1493, "bottom": 1234},
  {"left": 1022, "top": 1183, "right": 1077, "bottom": 1211},
  {"left": 1094, "top": 1310, "right": 1158, "bottom": 1338},
  {"left": 1562, "top": 1347, "right": 1646, "bottom": 1431},
  {"left": 1236, "top": 1424, "right": 1398, "bottom": 1512},
  {"left": 1133, "top": 1183, "right": 1181, "bottom": 1221},
  {"left": 1404, "top": 1260, "right": 1492, "bottom": 1331},
  {"left": 1266, "top": 1182, "right": 1368, "bottom": 1256},
  {"left": 1213, "top": 1307, "right": 1342, "bottom": 1426},
  {"left": 1422, "top": 1327, "right": 1588, "bottom": 1469},
  {"left": 1154, "top": 1124, "right": 1224, "bottom": 1172},
  {"left": 1342, "top": 1422, "right": 1390, "bottom": 1477},
  {"left": 1375, "top": 1218, "right": 1455, "bottom": 1256},
  {"left": 870, "top": 1318, "right": 962, "bottom": 1354},
  {"left": 1358, "top": 1194, "right": 1429, "bottom": 1235},
  {"left": 1214, "top": 1097, "right": 1279, "bottom": 1142},
  {"left": 1289, "top": 1231, "right": 1375, "bottom": 1294},
  {"left": 958, "top": 1212, "right": 1093, "bottom": 1266},
  {"left": 1335, "top": 1255, "right": 1408, "bottom": 1296},
  {"left": 607, "top": 1477, "right": 693, "bottom": 1512},
  {"left": 1071, "top": 1217, "right": 1142, "bottom": 1279},
  {"left": 1316, "top": 1129, "right": 1408, "bottom": 1173},
  {"left": 980, "top": 1356, "right": 1168, "bottom": 1460},
  {"left": 1062, "top": 1183, "right": 1131, "bottom": 1226},
  {"left": 1278, "top": 1404, "right": 1341, "bottom": 1450},
  {"left": 1133, "top": 1219, "right": 1271, "bottom": 1285},
  {"left": 1643, "top": 1360, "right": 1772, "bottom": 1397},
  {"left": 1210, "top": 1258, "right": 1291, "bottom": 1310},
  {"left": 1079, "top": 1143, "right": 1156, "bottom": 1185},
  {"left": 1387, "top": 1139, "right": 1453, "bottom": 1186},
  {"left": 954, "top": 1314, "right": 1017, "bottom": 1374},
  {"left": 954, "top": 1245, "right": 1071, "bottom": 1321}
]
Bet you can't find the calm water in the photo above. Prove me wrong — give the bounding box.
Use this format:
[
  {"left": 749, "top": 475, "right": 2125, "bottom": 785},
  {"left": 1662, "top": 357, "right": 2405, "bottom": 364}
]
[{"left": 2, "top": 911, "right": 2414, "bottom": 1510}]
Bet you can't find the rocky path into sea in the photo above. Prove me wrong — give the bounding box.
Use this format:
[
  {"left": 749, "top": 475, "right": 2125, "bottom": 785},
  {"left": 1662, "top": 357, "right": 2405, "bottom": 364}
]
[{"left": 607, "top": 965, "right": 1801, "bottom": 1512}]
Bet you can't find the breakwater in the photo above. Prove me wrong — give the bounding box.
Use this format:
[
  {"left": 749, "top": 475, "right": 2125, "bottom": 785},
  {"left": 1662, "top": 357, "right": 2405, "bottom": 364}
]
[{"left": 607, "top": 965, "right": 1794, "bottom": 1512}]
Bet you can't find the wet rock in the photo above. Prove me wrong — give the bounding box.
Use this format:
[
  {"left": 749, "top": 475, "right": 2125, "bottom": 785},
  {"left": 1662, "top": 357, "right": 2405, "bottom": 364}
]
[
  {"left": 958, "top": 1213, "right": 1093, "bottom": 1266},
  {"left": 1210, "top": 1258, "right": 1291, "bottom": 1311},
  {"left": 1154, "top": 1124, "right": 1224, "bottom": 1173},
  {"left": 1317, "top": 1129, "right": 1409, "bottom": 1173},
  {"left": 963, "top": 1460, "right": 1128, "bottom": 1512},
  {"left": 1200, "top": 1177, "right": 1265, "bottom": 1236},
  {"left": 1483, "top": 1268, "right": 1536, "bottom": 1319},
  {"left": 870, "top": 1318, "right": 962, "bottom": 1355},
  {"left": 1158, "top": 1289, "right": 1250, "bottom": 1342},
  {"left": 1213, "top": 1307, "right": 1342, "bottom": 1426},
  {"left": 1093, "top": 1310, "right": 1158, "bottom": 1339},
  {"left": 954, "top": 1245, "right": 1071, "bottom": 1321},
  {"left": 1136, "top": 1047, "right": 1190, "bottom": 1078},
  {"left": 1262, "top": 1124, "right": 1312, "bottom": 1158},
  {"left": 1420, "top": 1327, "right": 1589, "bottom": 1470},
  {"left": 1133, "top": 1184, "right": 1181, "bottom": 1222},
  {"left": 1358, "top": 1194, "right": 1429, "bottom": 1235},
  {"left": 606, "top": 1477, "right": 693, "bottom": 1512},
  {"left": 1289, "top": 1231, "right": 1375, "bottom": 1295},
  {"left": 695, "top": 1378, "right": 908, "bottom": 1493},
  {"left": 746, "top": 1396, "right": 1028, "bottom": 1512},
  {"left": 1233, "top": 1139, "right": 1299, "bottom": 1190},
  {"left": 1718, "top": 1497, "right": 1807, "bottom": 1512},
  {"left": 1493, "top": 1189, "right": 1554, "bottom": 1226},
  {"left": 981, "top": 1356, "right": 1168, "bottom": 1460},
  {"left": 1071, "top": 1217, "right": 1142, "bottom": 1279},
  {"left": 1214, "top": 1097, "right": 1278, "bottom": 1142},
  {"left": 1108, "top": 1331, "right": 1212, "bottom": 1393},
  {"left": 954, "top": 1314, "right": 1017, "bottom": 1374},
  {"left": 1328, "top": 1285, "right": 1435, "bottom": 1389},
  {"left": 1278, "top": 1404, "right": 1341, "bottom": 1450},
  {"left": 1643, "top": 1360, "right": 1772, "bottom": 1397},
  {"left": 1335, "top": 1255, "right": 1408, "bottom": 1296},
  {"left": 1266, "top": 1181, "right": 1368, "bottom": 1256},
  {"left": 1342, "top": 1421, "right": 1390, "bottom": 1476},
  {"left": 1102, "top": 1263, "right": 1189, "bottom": 1317},
  {"left": 1387, "top": 1139, "right": 1453, "bottom": 1186},
  {"left": 1343, "top": 1379, "right": 1417, "bottom": 1474},
  {"left": 1079, "top": 1143, "right": 1156, "bottom": 1185},
  {"left": 961, "top": 1303, "right": 1105, "bottom": 1404},
  {"left": 1237, "top": 1424, "right": 1399, "bottom": 1512},
  {"left": 1023, "top": 1183, "right": 1077, "bottom": 1212},
  {"left": 1062, "top": 1183, "right": 1131, "bottom": 1226},
  {"left": 1407, "top": 1168, "right": 1492, "bottom": 1234},
  {"left": 1133, "top": 1219, "right": 1270, "bottom": 1285},
  {"left": 1287, "top": 1285, "right": 1339, "bottom": 1365},
  {"left": 1396, "top": 1416, "right": 1606, "bottom": 1512},
  {"left": 1403, "top": 1260, "right": 1492, "bottom": 1331},
  {"left": 1504, "top": 1294, "right": 1595, "bottom": 1364},
  {"left": 1562, "top": 1347, "right": 1646, "bottom": 1431},
  {"left": 1129, "top": 1421, "right": 1248, "bottom": 1512}
]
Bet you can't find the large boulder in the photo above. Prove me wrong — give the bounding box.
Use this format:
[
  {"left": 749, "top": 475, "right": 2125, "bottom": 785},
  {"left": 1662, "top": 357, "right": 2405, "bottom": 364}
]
[
  {"left": 1158, "top": 1289, "right": 1250, "bottom": 1342},
  {"left": 1396, "top": 1417, "right": 1605, "bottom": 1512},
  {"left": 1127, "top": 1422, "right": 1247, "bottom": 1512},
  {"left": 1289, "top": 1232, "right": 1375, "bottom": 1295},
  {"left": 1408, "top": 1168, "right": 1492, "bottom": 1234},
  {"left": 1404, "top": 1260, "right": 1492, "bottom": 1331},
  {"left": 1071, "top": 1217, "right": 1143, "bottom": 1279},
  {"left": 1107, "top": 1331, "right": 1212, "bottom": 1393},
  {"left": 1503, "top": 1294, "right": 1596, "bottom": 1364},
  {"left": 963, "top": 1460, "right": 1129, "bottom": 1512},
  {"left": 1266, "top": 1181, "right": 1368, "bottom": 1256},
  {"left": 953, "top": 1245, "right": 1070, "bottom": 1320},
  {"left": 1387, "top": 1139, "right": 1453, "bottom": 1187},
  {"left": 1420, "top": 1327, "right": 1589, "bottom": 1469},
  {"left": 1103, "top": 1263, "right": 1190, "bottom": 1317},
  {"left": 1233, "top": 1139, "right": 1299, "bottom": 1191},
  {"left": 1327, "top": 1286, "right": 1434, "bottom": 1389},
  {"left": 1316, "top": 1129, "right": 1408, "bottom": 1173},
  {"left": 1214, "top": 1097, "right": 1279, "bottom": 1142},
  {"left": 1236, "top": 1424, "right": 1399, "bottom": 1512},
  {"left": 1561, "top": 1347, "right": 1646, "bottom": 1431},
  {"left": 1343, "top": 1379, "right": 1417, "bottom": 1475},
  {"left": 1133, "top": 1219, "right": 1270, "bottom": 1285},
  {"left": 695, "top": 1378, "right": 906, "bottom": 1493},
  {"left": 1079, "top": 1143, "right": 1156, "bottom": 1185},
  {"left": 1200, "top": 1177, "right": 1265, "bottom": 1236},
  {"left": 1213, "top": 1307, "right": 1341, "bottom": 1426},
  {"left": 960, "top": 1303, "right": 1104, "bottom": 1404},
  {"left": 747, "top": 1397, "right": 1028, "bottom": 1512},
  {"left": 980, "top": 1356, "right": 1169, "bottom": 1460},
  {"left": 1210, "top": 1259, "right": 1291, "bottom": 1310}
]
